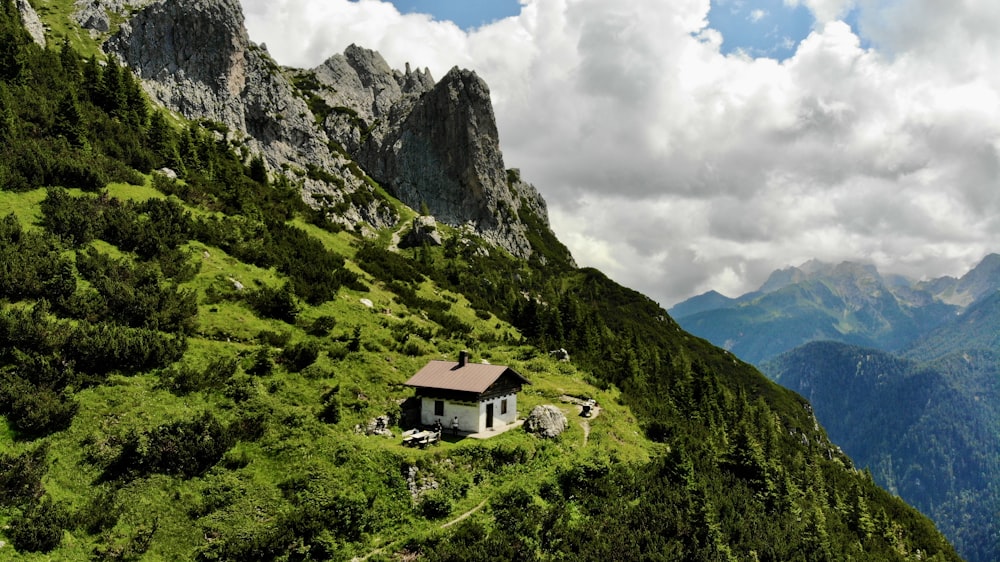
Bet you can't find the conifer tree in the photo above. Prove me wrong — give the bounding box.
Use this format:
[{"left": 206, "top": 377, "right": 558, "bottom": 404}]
[
  {"left": 58, "top": 37, "right": 79, "bottom": 78},
  {"left": 0, "top": 82, "right": 13, "bottom": 142},
  {"left": 0, "top": 0, "right": 27, "bottom": 84},
  {"left": 54, "top": 91, "right": 85, "bottom": 147}
]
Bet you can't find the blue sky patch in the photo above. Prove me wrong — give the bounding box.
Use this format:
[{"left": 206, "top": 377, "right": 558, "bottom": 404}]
[
  {"left": 384, "top": 0, "right": 522, "bottom": 30},
  {"left": 707, "top": 0, "right": 815, "bottom": 59}
]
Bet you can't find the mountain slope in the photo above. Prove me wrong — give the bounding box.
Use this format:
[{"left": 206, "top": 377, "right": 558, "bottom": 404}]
[
  {"left": 0, "top": 2, "right": 960, "bottom": 560},
  {"left": 767, "top": 342, "right": 1000, "bottom": 562},
  {"left": 904, "top": 289, "right": 1000, "bottom": 363}
]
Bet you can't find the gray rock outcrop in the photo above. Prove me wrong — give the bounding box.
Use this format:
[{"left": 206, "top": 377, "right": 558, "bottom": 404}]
[
  {"left": 105, "top": 0, "right": 396, "bottom": 231},
  {"left": 73, "top": 0, "right": 156, "bottom": 34},
  {"left": 399, "top": 215, "right": 443, "bottom": 249},
  {"left": 524, "top": 405, "right": 569, "bottom": 438},
  {"left": 16, "top": 0, "right": 46, "bottom": 47},
  {"left": 315, "top": 47, "right": 556, "bottom": 260}
]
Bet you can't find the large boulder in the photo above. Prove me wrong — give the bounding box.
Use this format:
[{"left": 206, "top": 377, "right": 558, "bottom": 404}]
[
  {"left": 524, "top": 405, "right": 568, "bottom": 439},
  {"left": 399, "top": 215, "right": 443, "bottom": 249}
]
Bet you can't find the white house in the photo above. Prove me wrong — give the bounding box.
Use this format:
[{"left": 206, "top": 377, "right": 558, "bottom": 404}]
[{"left": 404, "top": 351, "right": 530, "bottom": 435}]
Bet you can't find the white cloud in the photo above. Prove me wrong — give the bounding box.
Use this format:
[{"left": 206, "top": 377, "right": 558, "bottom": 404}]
[
  {"left": 240, "top": 0, "right": 1000, "bottom": 306},
  {"left": 750, "top": 9, "right": 768, "bottom": 22},
  {"left": 784, "top": 0, "right": 856, "bottom": 23}
]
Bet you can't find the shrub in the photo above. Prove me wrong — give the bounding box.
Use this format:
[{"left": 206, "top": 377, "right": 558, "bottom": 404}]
[
  {"left": 0, "top": 444, "right": 48, "bottom": 507},
  {"left": 245, "top": 283, "right": 299, "bottom": 323},
  {"left": 245, "top": 346, "right": 274, "bottom": 376},
  {"left": 281, "top": 340, "right": 320, "bottom": 372},
  {"left": 7, "top": 496, "right": 71, "bottom": 553},
  {"left": 306, "top": 315, "right": 337, "bottom": 336},
  {"left": 161, "top": 356, "right": 238, "bottom": 395},
  {"left": 102, "top": 412, "right": 234, "bottom": 480},
  {"left": 256, "top": 330, "right": 291, "bottom": 347},
  {"left": 420, "top": 491, "right": 452, "bottom": 519},
  {"left": 318, "top": 386, "right": 341, "bottom": 424}
]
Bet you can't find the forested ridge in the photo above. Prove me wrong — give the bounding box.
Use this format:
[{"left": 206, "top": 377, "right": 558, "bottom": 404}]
[
  {"left": 0, "top": 2, "right": 961, "bottom": 560},
  {"left": 766, "top": 340, "right": 1000, "bottom": 562}
]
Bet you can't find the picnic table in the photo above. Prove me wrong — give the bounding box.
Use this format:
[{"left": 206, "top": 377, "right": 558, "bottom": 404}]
[{"left": 402, "top": 429, "right": 441, "bottom": 448}]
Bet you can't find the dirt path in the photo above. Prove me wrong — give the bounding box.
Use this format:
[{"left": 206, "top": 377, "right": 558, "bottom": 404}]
[
  {"left": 352, "top": 499, "right": 489, "bottom": 561},
  {"left": 442, "top": 499, "right": 488, "bottom": 529},
  {"left": 580, "top": 419, "right": 591, "bottom": 446}
]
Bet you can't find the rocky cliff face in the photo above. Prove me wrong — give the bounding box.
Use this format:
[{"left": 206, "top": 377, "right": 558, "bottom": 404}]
[
  {"left": 104, "top": 0, "right": 395, "bottom": 231},
  {"left": 96, "top": 0, "right": 558, "bottom": 259},
  {"left": 313, "top": 47, "right": 552, "bottom": 258}
]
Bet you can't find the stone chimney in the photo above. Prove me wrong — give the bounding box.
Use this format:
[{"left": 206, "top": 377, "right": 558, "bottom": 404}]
[{"left": 458, "top": 350, "right": 469, "bottom": 367}]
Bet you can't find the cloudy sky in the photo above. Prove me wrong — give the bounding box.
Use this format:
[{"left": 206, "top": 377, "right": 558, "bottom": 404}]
[{"left": 239, "top": 0, "right": 1000, "bottom": 307}]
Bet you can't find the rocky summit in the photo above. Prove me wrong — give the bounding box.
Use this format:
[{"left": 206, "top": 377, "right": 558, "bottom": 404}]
[{"left": 98, "top": 0, "right": 556, "bottom": 259}]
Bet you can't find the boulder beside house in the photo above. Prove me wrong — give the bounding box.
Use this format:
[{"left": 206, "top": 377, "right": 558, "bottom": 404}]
[{"left": 404, "top": 351, "right": 530, "bottom": 435}]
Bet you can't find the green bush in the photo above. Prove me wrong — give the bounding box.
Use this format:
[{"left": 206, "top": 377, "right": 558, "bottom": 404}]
[
  {"left": 306, "top": 314, "right": 337, "bottom": 336},
  {"left": 245, "top": 283, "right": 299, "bottom": 323},
  {"left": 281, "top": 339, "right": 320, "bottom": 372},
  {"left": 101, "top": 412, "right": 234, "bottom": 480},
  {"left": 420, "top": 491, "right": 452, "bottom": 519},
  {"left": 0, "top": 445, "right": 47, "bottom": 508},
  {"left": 7, "top": 496, "right": 70, "bottom": 553}
]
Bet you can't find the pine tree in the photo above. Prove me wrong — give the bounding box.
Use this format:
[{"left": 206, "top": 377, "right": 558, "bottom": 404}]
[
  {"left": 0, "top": 0, "right": 27, "bottom": 83},
  {"left": 99, "top": 55, "right": 126, "bottom": 116},
  {"left": 58, "top": 37, "right": 79, "bottom": 78},
  {"left": 147, "top": 110, "right": 177, "bottom": 167},
  {"left": 0, "top": 81, "right": 14, "bottom": 142},
  {"left": 54, "top": 91, "right": 85, "bottom": 147}
]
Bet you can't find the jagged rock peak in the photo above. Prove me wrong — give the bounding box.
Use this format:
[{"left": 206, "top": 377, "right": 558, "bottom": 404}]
[
  {"left": 316, "top": 47, "right": 559, "bottom": 260},
  {"left": 102, "top": 0, "right": 563, "bottom": 261},
  {"left": 377, "top": 65, "right": 540, "bottom": 256},
  {"left": 313, "top": 44, "right": 434, "bottom": 123}
]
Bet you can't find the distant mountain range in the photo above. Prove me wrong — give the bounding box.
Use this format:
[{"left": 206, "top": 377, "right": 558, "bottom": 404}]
[
  {"left": 670, "top": 254, "right": 1000, "bottom": 365},
  {"left": 671, "top": 254, "right": 1000, "bottom": 561}
]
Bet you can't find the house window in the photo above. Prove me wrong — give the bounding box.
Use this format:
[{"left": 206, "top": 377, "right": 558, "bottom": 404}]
[
  {"left": 434, "top": 400, "right": 444, "bottom": 416},
  {"left": 501, "top": 399, "right": 508, "bottom": 415}
]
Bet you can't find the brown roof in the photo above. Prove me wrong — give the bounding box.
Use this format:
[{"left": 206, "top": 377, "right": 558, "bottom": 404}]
[{"left": 404, "top": 360, "right": 529, "bottom": 394}]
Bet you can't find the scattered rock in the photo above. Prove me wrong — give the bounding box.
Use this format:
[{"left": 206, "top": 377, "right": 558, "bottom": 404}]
[
  {"left": 549, "top": 348, "right": 570, "bottom": 362},
  {"left": 357, "top": 415, "right": 393, "bottom": 437},
  {"left": 398, "top": 215, "right": 443, "bottom": 248},
  {"left": 524, "top": 405, "right": 568, "bottom": 438},
  {"left": 156, "top": 167, "right": 178, "bottom": 179},
  {"left": 404, "top": 464, "right": 439, "bottom": 501},
  {"left": 74, "top": 0, "right": 111, "bottom": 32}
]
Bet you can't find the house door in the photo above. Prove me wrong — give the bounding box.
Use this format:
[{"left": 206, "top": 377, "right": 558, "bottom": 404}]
[{"left": 486, "top": 403, "right": 494, "bottom": 429}]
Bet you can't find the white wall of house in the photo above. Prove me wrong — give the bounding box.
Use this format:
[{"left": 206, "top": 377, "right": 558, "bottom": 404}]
[
  {"left": 478, "top": 392, "right": 518, "bottom": 431},
  {"left": 419, "top": 393, "right": 519, "bottom": 434},
  {"left": 420, "top": 399, "right": 479, "bottom": 432}
]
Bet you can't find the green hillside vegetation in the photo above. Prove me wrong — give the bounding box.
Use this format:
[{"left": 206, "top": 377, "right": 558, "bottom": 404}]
[{"left": 0, "top": 3, "right": 960, "bottom": 560}]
